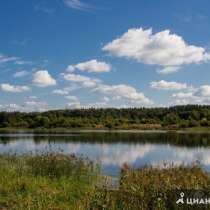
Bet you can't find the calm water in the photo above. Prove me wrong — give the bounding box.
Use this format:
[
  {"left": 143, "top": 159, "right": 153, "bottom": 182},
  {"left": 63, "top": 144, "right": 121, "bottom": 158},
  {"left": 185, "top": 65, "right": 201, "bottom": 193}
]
[{"left": 0, "top": 132, "right": 210, "bottom": 177}]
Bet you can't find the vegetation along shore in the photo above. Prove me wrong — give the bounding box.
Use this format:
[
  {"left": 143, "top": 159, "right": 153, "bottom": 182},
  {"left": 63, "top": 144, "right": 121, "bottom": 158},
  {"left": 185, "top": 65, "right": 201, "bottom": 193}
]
[
  {"left": 1, "top": 105, "right": 210, "bottom": 131},
  {"left": 0, "top": 152, "right": 209, "bottom": 210}
]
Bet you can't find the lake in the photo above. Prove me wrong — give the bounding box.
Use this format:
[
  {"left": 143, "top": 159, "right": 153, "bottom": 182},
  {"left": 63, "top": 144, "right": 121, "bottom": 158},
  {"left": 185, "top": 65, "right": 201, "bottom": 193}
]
[{"left": 0, "top": 132, "right": 210, "bottom": 177}]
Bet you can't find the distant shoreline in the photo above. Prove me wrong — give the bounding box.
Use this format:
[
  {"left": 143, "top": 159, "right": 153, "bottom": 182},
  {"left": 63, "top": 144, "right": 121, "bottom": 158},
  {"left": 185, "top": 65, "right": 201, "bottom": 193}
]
[{"left": 0, "top": 127, "right": 210, "bottom": 134}]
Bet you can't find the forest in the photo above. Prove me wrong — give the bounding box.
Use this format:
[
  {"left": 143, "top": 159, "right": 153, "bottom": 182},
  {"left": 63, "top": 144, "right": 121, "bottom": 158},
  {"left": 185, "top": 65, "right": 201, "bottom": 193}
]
[{"left": 0, "top": 105, "right": 210, "bottom": 130}]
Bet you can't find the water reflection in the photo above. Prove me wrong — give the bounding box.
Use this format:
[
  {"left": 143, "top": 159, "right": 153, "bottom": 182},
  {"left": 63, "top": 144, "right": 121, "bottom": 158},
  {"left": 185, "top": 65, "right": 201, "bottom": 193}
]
[{"left": 0, "top": 132, "right": 210, "bottom": 176}]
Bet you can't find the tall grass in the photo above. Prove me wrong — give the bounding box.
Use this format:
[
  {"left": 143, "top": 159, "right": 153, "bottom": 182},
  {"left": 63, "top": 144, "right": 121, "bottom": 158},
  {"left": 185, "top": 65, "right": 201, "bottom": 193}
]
[
  {"left": 0, "top": 152, "right": 98, "bottom": 210},
  {"left": 91, "top": 164, "right": 210, "bottom": 210},
  {"left": 0, "top": 153, "right": 209, "bottom": 210}
]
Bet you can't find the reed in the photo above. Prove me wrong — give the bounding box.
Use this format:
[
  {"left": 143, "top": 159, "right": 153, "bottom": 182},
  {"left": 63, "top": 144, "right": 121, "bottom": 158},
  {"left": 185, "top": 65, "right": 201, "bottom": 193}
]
[{"left": 0, "top": 153, "right": 209, "bottom": 209}]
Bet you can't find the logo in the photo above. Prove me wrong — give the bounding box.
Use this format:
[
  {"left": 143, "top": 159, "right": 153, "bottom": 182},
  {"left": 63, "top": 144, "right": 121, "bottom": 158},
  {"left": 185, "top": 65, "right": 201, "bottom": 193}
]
[
  {"left": 176, "top": 192, "right": 210, "bottom": 206},
  {"left": 176, "top": 192, "right": 185, "bottom": 205}
]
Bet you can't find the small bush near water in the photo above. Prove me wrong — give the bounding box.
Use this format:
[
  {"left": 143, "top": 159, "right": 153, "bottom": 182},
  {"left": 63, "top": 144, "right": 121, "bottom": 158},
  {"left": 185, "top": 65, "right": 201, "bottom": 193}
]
[{"left": 0, "top": 153, "right": 210, "bottom": 210}]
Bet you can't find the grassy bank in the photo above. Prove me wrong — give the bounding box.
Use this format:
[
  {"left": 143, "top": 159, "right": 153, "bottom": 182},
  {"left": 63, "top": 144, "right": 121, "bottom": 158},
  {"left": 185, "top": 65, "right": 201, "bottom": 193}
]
[
  {"left": 0, "top": 126, "right": 164, "bottom": 134},
  {"left": 94, "top": 165, "right": 210, "bottom": 210},
  {"left": 0, "top": 153, "right": 98, "bottom": 210},
  {"left": 1, "top": 126, "right": 210, "bottom": 134},
  {"left": 0, "top": 153, "right": 210, "bottom": 210}
]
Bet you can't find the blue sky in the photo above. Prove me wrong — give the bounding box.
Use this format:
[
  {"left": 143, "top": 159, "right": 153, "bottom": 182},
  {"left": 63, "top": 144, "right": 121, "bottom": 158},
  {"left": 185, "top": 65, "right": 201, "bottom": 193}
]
[{"left": 1, "top": 0, "right": 210, "bottom": 111}]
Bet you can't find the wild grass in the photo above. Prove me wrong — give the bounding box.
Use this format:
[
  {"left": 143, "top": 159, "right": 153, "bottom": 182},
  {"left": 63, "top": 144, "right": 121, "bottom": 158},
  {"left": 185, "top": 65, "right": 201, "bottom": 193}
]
[
  {"left": 0, "top": 152, "right": 98, "bottom": 210},
  {"left": 0, "top": 153, "right": 209, "bottom": 210},
  {"left": 91, "top": 164, "right": 210, "bottom": 210}
]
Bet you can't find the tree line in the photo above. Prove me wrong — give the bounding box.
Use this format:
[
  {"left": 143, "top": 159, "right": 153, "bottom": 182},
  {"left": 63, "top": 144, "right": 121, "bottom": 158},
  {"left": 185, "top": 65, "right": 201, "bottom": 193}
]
[{"left": 0, "top": 105, "right": 210, "bottom": 129}]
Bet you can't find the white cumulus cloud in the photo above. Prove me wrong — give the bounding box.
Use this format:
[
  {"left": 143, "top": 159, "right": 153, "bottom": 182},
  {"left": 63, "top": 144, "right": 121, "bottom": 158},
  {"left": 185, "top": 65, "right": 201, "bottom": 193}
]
[
  {"left": 0, "top": 83, "right": 30, "bottom": 93},
  {"left": 0, "top": 101, "right": 48, "bottom": 112},
  {"left": 150, "top": 80, "right": 189, "bottom": 90},
  {"left": 157, "top": 66, "right": 181, "bottom": 74},
  {"left": 67, "top": 59, "right": 111, "bottom": 73},
  {"left": 64, "top": 73, "right": 100, "bottom": 88},
  {"left": 52, "top": 89, "right": 69, "bottom": 95},
  {"left": 171, "top": 85, "right": 210, "bottom": 105},
  {"left": 33, "top": 70, "right": 56, "bottom": 87},
  {"left": 94, "top": 84, "right": 152, "bottom": 105},
  {"left": 64, "top": 73, "right": 153, "bottom": 105},
  {"left": 196, "top": 85, "right": 210, "bottom": 97},
  {"left": 103, "top": 28, "right": 210, "bottom": 73}
]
